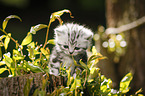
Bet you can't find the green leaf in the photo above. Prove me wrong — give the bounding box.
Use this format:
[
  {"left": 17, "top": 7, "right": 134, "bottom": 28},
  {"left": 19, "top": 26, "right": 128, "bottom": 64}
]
[
  {"left": 3, "top": 52, "right": 13, "bottom": 68},
  {"left": 119, "top": 72, "right": 133, "bottom": 93},
  {"left": 2, "top": 15, "right": 22, "bottom": 30},
  {"left": 71, "top": 78, "right": 81, "bottom": 91},
  {"left": 40, "top": 48, "right": 49, "bottom": 59},
  {"left": 92, "top": 46, "right": 97, "bottom": 55},
  {"left": 0, "top": 68, "right": 8, "bottom": 74},
  {"left": 87, "top": 55, "right": 99, "bottom": 65},
  {"left": 28, "top": 42, "right": 35, "bottom": 48},
  {"left": 50, "top": 9, "right": 74, "bottom": 25},
  {"left": 87, "top": 54, "right": 106, "bottom": 68},
  {"left": 0, "top": 61, "right": 5, "bottom": 66},
  {"left": 27, "top": 45, "right": 39, "bottom": 60},
  {"left": 40, "top": 48, "right": 49, "bottom": 56},
  {"left": 4, "top": 33, "right": 11, "bottom": 50},
  {"left": 30, "top": 24, "right": 47, "bottom": 34},
  {"left": 79, "top": 59, "right": 89, "bottom": 72},
  {"left": 47, "top": 39, "right": 55, "bottom": 45},
  {"left": 100, "top": 75, "right": 112, "bottom": 95},
  {"left": 66, "top": 69, "right": 74, "bottom": 87},
  {"left": 0, "top": 35, "right": 6, "bottom": 40},
  {"left": 21, "top": 33, "right": 32, "bottom": 46},
  {"left": 25, "top": 61, "right": 44, "bottom": 73},
  {"left": 72, "top": 56, "right": 83, "bottom": 68},
  {"left": 13, "top": 49, "right": 24, "bottom": 60},
  {"left": 88, "top": 67, "right": 100, "bottom": 82}
]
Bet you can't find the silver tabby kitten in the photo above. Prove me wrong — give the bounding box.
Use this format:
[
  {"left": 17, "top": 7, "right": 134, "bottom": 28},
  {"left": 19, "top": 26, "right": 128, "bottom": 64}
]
[{"left": 49, "top": 23, "right": 93, "bottom": 76}]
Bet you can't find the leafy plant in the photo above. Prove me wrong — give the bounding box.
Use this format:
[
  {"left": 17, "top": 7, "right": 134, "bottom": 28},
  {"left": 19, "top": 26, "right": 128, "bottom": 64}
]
[
  {"left": 45, "top": 47, "right": 138, "bottom": 96},
  {"left": 0, "top": 9, "right": 73, "bottom": 77},
  {"left": 0, "top": 9, "right": 143, "bottom": 96}
]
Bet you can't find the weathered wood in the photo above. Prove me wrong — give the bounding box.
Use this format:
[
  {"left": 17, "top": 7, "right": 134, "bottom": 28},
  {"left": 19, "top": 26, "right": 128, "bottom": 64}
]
[
  {"left": 0, "top": 72, "right": 64, "bottom": 96},
  {"left": 103, "top": 0, "right": 145, "bottom": 94}
]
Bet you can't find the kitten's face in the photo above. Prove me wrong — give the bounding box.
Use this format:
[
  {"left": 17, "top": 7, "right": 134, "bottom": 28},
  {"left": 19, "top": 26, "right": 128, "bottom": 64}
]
[{"left": 54, "top": 23, "right": 93, "bottom": 56}]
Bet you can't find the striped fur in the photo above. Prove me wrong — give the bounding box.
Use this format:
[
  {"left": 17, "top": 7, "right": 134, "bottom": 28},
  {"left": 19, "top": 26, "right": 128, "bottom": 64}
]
[{"left": 49, "top": 23, "right": 93, "bottom": 76}]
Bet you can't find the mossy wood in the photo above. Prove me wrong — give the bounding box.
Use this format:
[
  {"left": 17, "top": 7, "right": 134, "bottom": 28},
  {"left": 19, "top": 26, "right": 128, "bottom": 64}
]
[{"left": 0, "top": 73, "right": 64, "bottom": 96}]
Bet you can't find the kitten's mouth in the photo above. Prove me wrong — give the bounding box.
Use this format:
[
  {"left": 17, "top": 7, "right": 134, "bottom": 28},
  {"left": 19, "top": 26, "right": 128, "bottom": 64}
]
[
  {"left": 68, "top": 52, "right": 78, "bottom": 56},
  {"left": 68, "top": 53, "right": 74, "bottom": 56}
]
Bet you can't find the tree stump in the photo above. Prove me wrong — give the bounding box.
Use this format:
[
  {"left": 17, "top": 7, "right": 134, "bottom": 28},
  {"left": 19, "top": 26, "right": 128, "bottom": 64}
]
[{"left": 0, "top": 72, "right": 64, "bottom": 96}]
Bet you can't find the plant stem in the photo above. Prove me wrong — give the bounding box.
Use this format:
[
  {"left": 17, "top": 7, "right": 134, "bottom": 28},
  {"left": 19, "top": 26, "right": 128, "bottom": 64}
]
[
  {"left": 39, "top": 21, "right": 51, "bottom": 64},
  {"left": 43, "top": 21, "right": 51, "bottom": 49},
  {"left": 0, "top": 28, "right": 23, "bottom": 56}
]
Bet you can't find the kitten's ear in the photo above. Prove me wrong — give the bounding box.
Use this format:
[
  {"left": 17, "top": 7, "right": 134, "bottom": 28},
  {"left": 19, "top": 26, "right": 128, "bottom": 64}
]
[
  {"left": 54, "top": 29, "right": 65, "bottom": 36},
  {"left": 86, "top": 34, "right": 93, "bottom": 40},
  {"left": 85, "top": 30, "right": 94, "bottom": 40},
  {"left": 82, "top": 28, "right": 94, "bottom": 40},
  {"left": 86, "top": 33, "right": 93, "bottom": 40}
]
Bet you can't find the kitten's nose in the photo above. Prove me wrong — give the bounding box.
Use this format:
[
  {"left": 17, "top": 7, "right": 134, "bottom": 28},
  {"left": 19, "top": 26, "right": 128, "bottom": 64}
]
[
  {"left": 69, "top": 51, "right": 73, "bottom": 54},
  {"left": 69, "top": 46, "right": 74, "bottom": 55}
]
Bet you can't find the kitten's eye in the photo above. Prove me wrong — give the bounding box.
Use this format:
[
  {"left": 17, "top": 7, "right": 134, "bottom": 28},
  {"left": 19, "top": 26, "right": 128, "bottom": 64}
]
[
  {"left": 75, "top": 47, "right": 80, "bottom": 50},
  {"left": 63, "top": 45, "right": 69, "bottom": 49},
  {"left": 83, "top": 48, "right": 87, "bottom": 50}
]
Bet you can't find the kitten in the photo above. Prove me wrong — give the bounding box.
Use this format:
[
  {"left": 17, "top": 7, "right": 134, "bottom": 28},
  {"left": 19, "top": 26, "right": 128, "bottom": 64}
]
[{"left": 49, "top": 23, "right": 93, "bottom": 76}]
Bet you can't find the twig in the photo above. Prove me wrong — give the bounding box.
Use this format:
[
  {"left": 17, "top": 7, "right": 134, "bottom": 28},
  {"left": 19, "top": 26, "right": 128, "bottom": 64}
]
[
  {"left": 39, "top": 22, "right": 51, "bottom": 64},
  {"left": 43, "top": 22, "right": 51, "bottom": 49},
  {"left": 83, "top": 71, "right": 88, "bottom": 87},
  {"left": 0, "top": 28, "right": 23, "bottom": 56},
  {"left": 105, "top": 16, "right": 145, "bottom": 35}
]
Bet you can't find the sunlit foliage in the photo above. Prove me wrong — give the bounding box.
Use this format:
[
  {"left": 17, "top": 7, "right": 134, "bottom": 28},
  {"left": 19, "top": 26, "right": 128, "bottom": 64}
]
[{"left": 0, "top": 10, "right": 143, "bottom": 95}]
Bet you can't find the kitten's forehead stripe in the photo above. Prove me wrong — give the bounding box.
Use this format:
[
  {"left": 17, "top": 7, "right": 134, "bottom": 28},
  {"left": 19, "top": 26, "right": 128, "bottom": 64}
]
[
  {"left": 54, "top": 23, "right": 93, "bottom": 48},
  {"left": 67, "top": 25, "right": 77, "bottom": 45},
  {"left": 66, "top": 24, "right": 83, "bottom": 45}
]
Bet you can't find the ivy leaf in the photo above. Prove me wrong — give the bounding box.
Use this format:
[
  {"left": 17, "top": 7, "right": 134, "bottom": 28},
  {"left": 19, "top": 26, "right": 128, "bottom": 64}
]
[
  {"left": 30, "top": 24, "right": 47, "bottom": 34},
  {"left": 2, "top": 15, "right": 22, "bottom": 30},
  {"left": 21, "top": 32, "right": 32, "bottom": 46},
  {"left": 4, "top": 33, "right": 11, "bottom": 50},
  {"left": 119, "top": 72, "right": 133, "bottom": 93}
]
